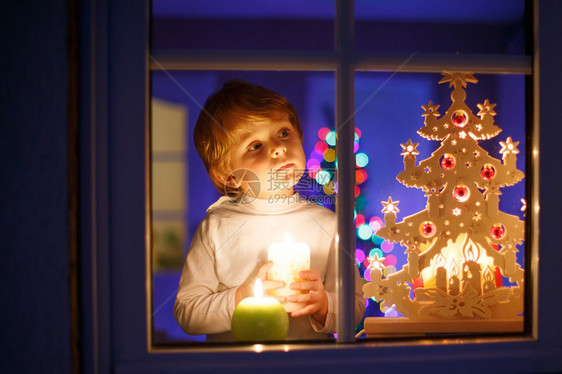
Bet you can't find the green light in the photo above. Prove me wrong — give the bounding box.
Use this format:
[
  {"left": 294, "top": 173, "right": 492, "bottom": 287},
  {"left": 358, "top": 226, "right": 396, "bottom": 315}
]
[
  {"left": 369, "top": 248, "right": 383, "bottom": 259},
  {"left": 326, "top": 131, "right": 336, "bottom": 146},
  {"left": 356, "top": 152, "right": 369, "bottom": 168},
  {"left": 357, "top": 224, "right": 373, "bottom": 240},
  {"left": 315, "top": 170, "right": 331, "bottom": 185}
]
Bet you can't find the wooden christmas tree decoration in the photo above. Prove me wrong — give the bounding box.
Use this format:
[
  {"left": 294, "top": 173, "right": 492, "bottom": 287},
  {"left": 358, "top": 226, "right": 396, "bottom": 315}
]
[{"left": 362, "top": 72, "right": 525, "bottom": 336}]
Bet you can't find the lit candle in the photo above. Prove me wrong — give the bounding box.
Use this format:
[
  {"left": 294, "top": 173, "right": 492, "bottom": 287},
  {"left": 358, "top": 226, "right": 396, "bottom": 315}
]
[
  {"left": 267, "top": 233, "right": 310, "bottom": 312},
  {"left": 448, "top": 260, "right": 460, "bottom": 296},
  {"left": 231, "top": 279, "right": 289, "bottom": 342},
  {"left": 462, "top": 240, "right": 482, "bottom": 294},
  {"left": 482, "top": 266, "right": 496, "bottom": 294},
  {"left": 434, "top": 253, "right": 447, "bottom": 293}
]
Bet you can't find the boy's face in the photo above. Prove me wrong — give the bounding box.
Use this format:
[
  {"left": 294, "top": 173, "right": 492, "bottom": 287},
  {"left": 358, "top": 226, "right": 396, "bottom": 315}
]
[{"left": 227, "top": 118, "right": 306, "bottom": 200}]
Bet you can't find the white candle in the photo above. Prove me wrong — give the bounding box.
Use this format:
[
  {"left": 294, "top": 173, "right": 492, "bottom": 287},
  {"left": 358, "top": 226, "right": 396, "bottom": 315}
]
[{"left": 267, "top": 233, "right": 310, "bottom": 313}]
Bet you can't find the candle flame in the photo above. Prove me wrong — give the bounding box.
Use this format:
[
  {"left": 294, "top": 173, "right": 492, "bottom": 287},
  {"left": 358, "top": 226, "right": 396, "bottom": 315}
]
[
  {"left": 253, "top": 278, "right": 264, "bottom": 298},
  {"left": 461, "top": 236, "right": 480, "bottom": 262},
  {"left": 436, "top": 252, "right": 446, "bottom": 268},
  {"left": 484, "top": 266, "right": 495, "bottom": 282},
  {"left": 449, "top": 259, "right": 459, "bottom": 277}
]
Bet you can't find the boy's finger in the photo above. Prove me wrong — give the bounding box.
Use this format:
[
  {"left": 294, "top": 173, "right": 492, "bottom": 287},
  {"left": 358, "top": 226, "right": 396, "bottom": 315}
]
[
  {"left": 291, "top": 305, "right": 315, "bottom": 318},
  {"left": 298, "top": 269, "right": 320, "bottom": 280},
  {"left": 290, "top": 280, "right": 321, "bottom": 291},
  {"left": 262, "top": 280, "right": 284, "bottom": 290},
  {"left": 257, "top": 260, "right": 273, "bottom": 278}
]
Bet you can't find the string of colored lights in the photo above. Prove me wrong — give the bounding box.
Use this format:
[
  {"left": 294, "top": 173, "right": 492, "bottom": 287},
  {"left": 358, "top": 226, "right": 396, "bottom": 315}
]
[{"left": 308, "top": 127, "right": 401, "bottom": 318}]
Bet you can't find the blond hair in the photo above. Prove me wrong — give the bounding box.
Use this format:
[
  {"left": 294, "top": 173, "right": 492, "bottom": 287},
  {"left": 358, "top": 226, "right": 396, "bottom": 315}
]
[{"left": 193, "top": 79, "right": 303, "bottom": 195}]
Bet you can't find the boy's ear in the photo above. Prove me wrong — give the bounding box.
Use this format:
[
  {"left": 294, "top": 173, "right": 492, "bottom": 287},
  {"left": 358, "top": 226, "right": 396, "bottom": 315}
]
[
  {"left": 224, "top": 174, "right": 241, "bottom": 189},
  {"left": 212, "top": 168, "right": 241, "bottom": 189}
]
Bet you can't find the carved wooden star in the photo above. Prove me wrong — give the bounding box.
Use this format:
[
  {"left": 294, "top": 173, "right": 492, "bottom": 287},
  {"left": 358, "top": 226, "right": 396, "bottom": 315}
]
[
  {"left": 381, "top": 196, "right": 400, "bottom": 214},
  {"left": 421, "top": 100, "right": 441, "bottom": 117},
  {"left": 439, "top": 71, "right": 478, "bottom": 88},
  {"left": 477, "top": 99, "right": 497, "bottom": 117},
  {"left": 400, "top": 139, "right": 420, "bottom": 156},
  {"left": 368, "top": 253, "right": 386, "bottom": 271},
  {"left": 499, "top": 137, "right": 520, "bottom": 156}
]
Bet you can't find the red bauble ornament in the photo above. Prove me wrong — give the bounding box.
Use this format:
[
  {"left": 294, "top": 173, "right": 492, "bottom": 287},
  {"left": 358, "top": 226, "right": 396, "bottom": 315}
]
[
  {"left": 481, "top": 165, "right": 496, "bottom": 180},
  {"left": 441, "top": 154, "right": 455, "bottom": 170},
  {"left": 419, "top": 221, "right": 436, "bottom": 238},
  {"left": 453, "top": 185, "right": 470, "bottom": 202},
  {"left": 491, "top": 224, "right": 505, "bottom": 240},
  {"left": 452, "top": 111, "right": 467, "bottom": 127}
]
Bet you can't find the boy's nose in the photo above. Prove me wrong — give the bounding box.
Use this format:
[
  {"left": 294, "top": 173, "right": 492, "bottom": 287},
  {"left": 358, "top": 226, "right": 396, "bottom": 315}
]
[{"left": 271, "top": 142, "right": 286, "bottom": 157}]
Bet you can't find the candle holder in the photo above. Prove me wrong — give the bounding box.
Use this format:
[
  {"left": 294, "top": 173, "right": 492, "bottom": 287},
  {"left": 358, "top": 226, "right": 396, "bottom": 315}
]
[
  {"left": 362, "top": 72, "right": 525, "bottom": 337},
  {"left": 267, "top": 234, "right": 311, "bottom": 313}
]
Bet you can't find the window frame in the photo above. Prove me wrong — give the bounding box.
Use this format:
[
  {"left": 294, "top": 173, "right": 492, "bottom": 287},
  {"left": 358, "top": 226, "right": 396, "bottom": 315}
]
[{"left": 80, "top": 0, "right": 562, "bottom": 372}]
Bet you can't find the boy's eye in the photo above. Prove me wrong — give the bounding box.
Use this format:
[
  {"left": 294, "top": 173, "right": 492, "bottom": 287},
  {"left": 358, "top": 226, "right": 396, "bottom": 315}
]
[
  {"left": 248, "top": 142, "right": 262, "bottom": 151},
  {"left": 279, "top": 129, "right": 290, "bottom": 138}
]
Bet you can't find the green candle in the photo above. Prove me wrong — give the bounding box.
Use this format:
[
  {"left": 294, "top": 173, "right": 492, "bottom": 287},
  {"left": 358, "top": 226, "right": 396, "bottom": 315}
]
[{"left": 231, "top": 279, "right": 289, "bottom": 342}]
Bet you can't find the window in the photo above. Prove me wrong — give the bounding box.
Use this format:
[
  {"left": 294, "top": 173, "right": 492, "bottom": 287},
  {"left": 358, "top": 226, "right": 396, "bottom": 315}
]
[{"left": 81, "top": 0, "right": 562, "bottom": 371}]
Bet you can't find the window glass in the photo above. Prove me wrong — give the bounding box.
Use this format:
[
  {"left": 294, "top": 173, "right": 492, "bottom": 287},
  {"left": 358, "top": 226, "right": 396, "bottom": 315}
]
[
  {"left": 355, "top": 0, "right": 527, "bottom": 55},
  {"left": 151, "top": 71, "right": 337, "bottom": 344},
  {"left": 152, "top": 0, "right": 335, "bottom": 52},
  {"left": 354, "top": 72, "right": 526, "bottom": 337}
]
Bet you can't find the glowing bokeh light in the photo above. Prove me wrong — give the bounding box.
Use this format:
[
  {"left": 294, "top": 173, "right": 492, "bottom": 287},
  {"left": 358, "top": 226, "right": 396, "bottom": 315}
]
[
  {"left": 307, "top": 164, "right": 321, "bottom": 179},
  {"left": 369, "top": 216, "right": 383, "bottom": 232},
  {"left": 306, "top": 158, "right": 320, "bottom": 169},
  {"left": 383, "top": 265, "right": 397, "bottom": 277},
  {"left": 356, "top": 153, "right": 369, "bottom": 168},
  {"left": 355, "top": 249, "right": 365, "bottom": 263},
  {"left": 354, "top": 142, "right": 360, "bottom": 153},
  {"left": 369, "top": 248, "right": 383, "bottom": 259},
  {"left": 314, "top": 141, "right": 329, "bottom": 155},
  {"left": 381, "top": 240, "right": 394, "bottom": 253},
  {"left": 356, "top": 169, "right": 367, "bottom": 184},
  {"left": 318, "top": 127, "right": 331, "bottom": 141},
  {"left": 323, "top": 182, "right": 335, "bottom": 195},
  {"left": 323, "top": 148, "right": 336, "bottom": 163},
  {"left": 371, "top": 235, "right": 384, "bottom": 246},
  {"left": 354, "top": 185, "right": 360, "bottom": 198},
  {"left": 364, "top": 268, "right": 371, "bottom": 282},
  {"left": 325, "top": 131, "right": 337, "bottom": 146},
  {"left": 384, "top": 306, "right": 398, "bottom": 317},
  {"left": 315, "top": 169, "right": 331, "bottom": 185},
  {"left": 355, "top": 127, "right": 362, "bottom": 139},
  {"left": 355, "top": 213, "right": 365, "bottom": 228},
  {"left": 383, "top": 254, "right": 397, "bottom": 267},
  {"left": 357, "top": 224, "right": 373, "bottom": 240}
]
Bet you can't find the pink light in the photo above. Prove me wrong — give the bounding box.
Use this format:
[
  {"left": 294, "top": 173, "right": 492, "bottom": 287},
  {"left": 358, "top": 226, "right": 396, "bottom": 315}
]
[
  {"left": 318, "top": 127, "right": 331, "bottom": 141},
  {"left": 355, "top": 249, "right": 365, "bottom": 263},
  {"left": 306, "top": 158, "right": 320, "bottom": 169},
  {"left": 381, "top": 240, "right": 394, "bottom": 253},
  {"left": 355, "top": 214, "right": 365, "bottom": 227},
  {"left": 314, "top": 141, "right": 329, "bottom": 155},
  {"left": 383, "top": 254, "right": 397, "bottom": 267},
  {"left": 354, "top": 142, "right": 359, "bottom": 153},
  {"left": 355, "top": 127, "right": 362, "bottom": 138}
]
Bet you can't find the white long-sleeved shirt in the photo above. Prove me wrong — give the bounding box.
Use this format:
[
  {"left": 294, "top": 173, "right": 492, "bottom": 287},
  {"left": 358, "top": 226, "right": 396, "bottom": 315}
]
[{"left": 174, "top": 194, "right": 365, "bottom": 342}]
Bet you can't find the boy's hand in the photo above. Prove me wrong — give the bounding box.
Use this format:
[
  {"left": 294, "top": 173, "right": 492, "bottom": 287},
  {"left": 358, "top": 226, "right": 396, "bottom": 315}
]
[
  {"left": 287, "top": 270, "right": 328, "bottom": 325},
  {"left": 235, "top": 261, "right": 285, "bottom": 306}
]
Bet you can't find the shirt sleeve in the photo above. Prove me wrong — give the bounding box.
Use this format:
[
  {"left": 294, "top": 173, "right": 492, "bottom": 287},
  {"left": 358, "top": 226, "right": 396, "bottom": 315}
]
[{"left": 174, "top": 220, "right": 237, "bottom": 335}]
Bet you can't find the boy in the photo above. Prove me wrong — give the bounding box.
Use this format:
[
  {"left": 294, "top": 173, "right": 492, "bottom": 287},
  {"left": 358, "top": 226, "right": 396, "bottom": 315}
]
[{"left": 174, "top": 80, "right": 365, "bottom": 341}]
